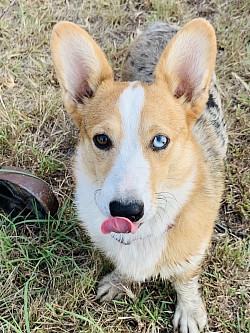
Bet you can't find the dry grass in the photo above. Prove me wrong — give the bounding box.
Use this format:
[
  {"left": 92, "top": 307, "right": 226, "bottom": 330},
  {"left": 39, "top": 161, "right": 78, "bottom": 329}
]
[{"left": 0, "top": 0, "right": 249, "bottom": 332}]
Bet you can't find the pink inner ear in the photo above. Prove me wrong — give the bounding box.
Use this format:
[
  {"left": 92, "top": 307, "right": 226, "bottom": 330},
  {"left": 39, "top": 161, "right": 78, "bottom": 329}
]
[
  {"left": 174, "top": 82, "right": 186, "bottom": 99},
  {"left": 73, "top": 82, "right": 93, "bottom": 103},
  {"left": 174, "top": 80, "right": 193, "bottom": 102},
  {"left": 65, "top": 57, "right": 94, "bottom": 104},
  {"left": 174, "top": 65, "right": 203, "bottom": 103}
]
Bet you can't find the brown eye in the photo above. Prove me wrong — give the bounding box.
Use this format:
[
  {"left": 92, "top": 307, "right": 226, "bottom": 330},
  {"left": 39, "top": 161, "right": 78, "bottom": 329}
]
[{"left": 93, "top": 134, "right": 112, "bottom": 150}]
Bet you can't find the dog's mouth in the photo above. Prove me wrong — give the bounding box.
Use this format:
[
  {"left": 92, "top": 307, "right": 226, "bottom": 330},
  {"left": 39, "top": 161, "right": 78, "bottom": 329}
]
[
  {"left": 110, "top": 230, "right": 151, "bottom": 245},
  {"left": 101, "top": 217, "right": 141, "bottom": 235}
]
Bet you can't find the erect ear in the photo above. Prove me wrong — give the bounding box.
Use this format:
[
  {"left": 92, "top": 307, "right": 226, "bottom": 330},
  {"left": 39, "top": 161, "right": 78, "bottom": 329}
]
[
  {"left": 154, "top": 18, "right": 217, "bottom": 123},
  {"left": 51, "top": 21, "right": 114, "bottom": 127}
]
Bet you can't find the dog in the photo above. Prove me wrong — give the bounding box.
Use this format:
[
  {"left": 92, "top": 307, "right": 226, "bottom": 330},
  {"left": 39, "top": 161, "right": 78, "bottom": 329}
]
[{"left": 51, "top": 18, "right": 227, "bottom": 332}]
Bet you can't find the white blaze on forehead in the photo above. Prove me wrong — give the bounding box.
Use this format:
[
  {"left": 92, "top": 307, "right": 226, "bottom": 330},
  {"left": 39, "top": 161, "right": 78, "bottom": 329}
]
[
  {"left": 118, "top": 81, "right": 144, "bottom": 143},
  {"left": 97, "top": 81, "right": 151, "bottom": 217},
  {"left": 116, "top": 82, "right": 149, "bottom": 194}
]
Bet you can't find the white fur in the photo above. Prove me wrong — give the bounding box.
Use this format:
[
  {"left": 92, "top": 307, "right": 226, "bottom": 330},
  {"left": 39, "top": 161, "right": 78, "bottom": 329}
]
[
  {"left": 96, "top": 82, "right": 152, "bottom": 219},
  {"left": 52, "top": 20, "right": 221, "bottom": 333},
  {"left": 75, "top": 137, "right": 197, "bottom": 281},
  {"left": 173, "top": 277, "right": 207, "bottom": 332}
]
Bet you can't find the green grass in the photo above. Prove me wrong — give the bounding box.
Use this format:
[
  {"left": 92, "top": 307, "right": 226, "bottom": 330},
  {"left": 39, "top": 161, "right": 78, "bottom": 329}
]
[{"left": 0, "top": 0, "right": 249, "bottom": 332}]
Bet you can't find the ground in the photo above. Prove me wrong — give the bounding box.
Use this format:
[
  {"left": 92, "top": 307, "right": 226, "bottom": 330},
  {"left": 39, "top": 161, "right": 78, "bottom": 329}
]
[{"left": 0, "top": 0, "right": 249, "bottom": 332}]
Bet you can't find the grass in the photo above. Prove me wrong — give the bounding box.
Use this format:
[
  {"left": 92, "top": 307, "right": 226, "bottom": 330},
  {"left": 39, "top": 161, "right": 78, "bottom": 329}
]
[{"left": 0, "top": 0, "right": 249, "bottom": 332}]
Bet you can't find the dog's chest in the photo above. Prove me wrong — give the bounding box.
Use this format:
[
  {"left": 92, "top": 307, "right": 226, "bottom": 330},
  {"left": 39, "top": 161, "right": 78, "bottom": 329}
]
[{"left": 101, "top": 234, "right": 168, "bottom": 281}]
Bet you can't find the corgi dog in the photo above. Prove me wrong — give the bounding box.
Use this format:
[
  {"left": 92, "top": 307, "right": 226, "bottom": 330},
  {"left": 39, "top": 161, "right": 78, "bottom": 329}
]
[{"left": 51, "top": 18, "right": 227, "bottom": 332}]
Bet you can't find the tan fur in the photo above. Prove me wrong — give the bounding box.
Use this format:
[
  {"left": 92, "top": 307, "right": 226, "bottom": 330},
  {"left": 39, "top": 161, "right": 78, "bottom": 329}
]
[
  {"left": 154, "top": 18, "right": 217, "bottom": 120},
  {"left": 139, "top": 81, "right": 223, "bottom": 276},
  {"left": 51, "top": 21, "right": 114, "bottom": 127},
  {"left": 73, "top": 82, "right": 130, "bottom": 183},
  {"left": 51, "top": 19, "right": 225, "bottom": 333}
]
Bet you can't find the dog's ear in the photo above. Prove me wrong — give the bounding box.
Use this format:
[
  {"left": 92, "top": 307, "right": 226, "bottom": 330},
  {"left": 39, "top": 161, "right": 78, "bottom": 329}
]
[
  {"left": 154, "top": 18, "right": 216, "bottom": 124},
  {"left": 51, "top": 21, "right": 114, "bottom": 127}
]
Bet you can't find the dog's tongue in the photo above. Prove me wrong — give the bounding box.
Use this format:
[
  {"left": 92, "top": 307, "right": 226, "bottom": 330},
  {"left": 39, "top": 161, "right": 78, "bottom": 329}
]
[{"left": 101, "top": 217, "right": 139, "bottom": 234}]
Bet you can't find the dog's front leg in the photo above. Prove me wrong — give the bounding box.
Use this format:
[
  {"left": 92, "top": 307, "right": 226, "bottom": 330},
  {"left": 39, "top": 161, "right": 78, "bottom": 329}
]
[
  {"left": 96, "top": 269, "right": 131, "bottom": 302},
  {"left": 172, "top": 275, "right": 207, "bottom": 333}
]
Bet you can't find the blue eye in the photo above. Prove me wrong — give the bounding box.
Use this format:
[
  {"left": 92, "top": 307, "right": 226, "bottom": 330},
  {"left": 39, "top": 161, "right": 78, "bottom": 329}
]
[{"left": 151, "top": 135, "right": 170, "bottom": 151}]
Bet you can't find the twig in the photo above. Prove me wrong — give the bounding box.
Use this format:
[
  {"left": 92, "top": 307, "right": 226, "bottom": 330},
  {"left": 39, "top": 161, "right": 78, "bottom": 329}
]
[
  {"left": 0, "top": 95, "right": 6, "bottom": 110},
  {"left": 215, "top": 221, "right": 249, "bottom": 239},
  {"left": 0, "top": 0, "right": 17, "bottom": 19},
  {"left": 232, "top": 72, "right": 250, "bottom": 91}
]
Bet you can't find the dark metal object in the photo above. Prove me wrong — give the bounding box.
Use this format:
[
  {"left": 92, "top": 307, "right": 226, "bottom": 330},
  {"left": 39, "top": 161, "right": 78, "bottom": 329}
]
[{"left": 0, "top": 166, "right": 59, "bottom": 219}]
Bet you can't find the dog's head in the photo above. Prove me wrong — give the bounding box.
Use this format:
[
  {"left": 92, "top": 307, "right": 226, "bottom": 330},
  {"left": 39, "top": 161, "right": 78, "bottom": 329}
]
[{"left": 51, "top": 19, "right": 216, "bottom": 239}]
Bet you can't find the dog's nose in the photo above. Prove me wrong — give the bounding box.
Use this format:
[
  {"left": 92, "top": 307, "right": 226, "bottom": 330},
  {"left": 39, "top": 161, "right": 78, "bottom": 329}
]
[{"left": 109, "top": 200, "right": 144, "bottom": 222}]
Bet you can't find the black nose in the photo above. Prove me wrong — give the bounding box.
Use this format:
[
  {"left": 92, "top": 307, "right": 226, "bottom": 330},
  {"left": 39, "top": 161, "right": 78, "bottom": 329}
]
[{"left": 109, "top": 200, "right": 144, "bottom": 222}]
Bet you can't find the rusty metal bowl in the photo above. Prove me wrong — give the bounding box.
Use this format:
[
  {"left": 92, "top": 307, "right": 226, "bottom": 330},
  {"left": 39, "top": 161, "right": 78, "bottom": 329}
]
[{"left": 0, "top": 166, "right": 59, "bottom": 219}]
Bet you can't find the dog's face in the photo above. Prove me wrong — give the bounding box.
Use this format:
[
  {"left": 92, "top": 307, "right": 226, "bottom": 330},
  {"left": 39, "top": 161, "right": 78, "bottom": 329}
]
[
  {"left": 77, "top": 80, "right": 189, "bottom": 223},
  {"left": 51, "top": 19, "right": 216, "bottom": 234}
]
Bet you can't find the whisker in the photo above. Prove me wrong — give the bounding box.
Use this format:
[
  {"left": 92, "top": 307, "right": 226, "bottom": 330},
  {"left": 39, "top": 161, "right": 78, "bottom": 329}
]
[{"left": 94, "top": 188, "right": 101, "bottom": 205}]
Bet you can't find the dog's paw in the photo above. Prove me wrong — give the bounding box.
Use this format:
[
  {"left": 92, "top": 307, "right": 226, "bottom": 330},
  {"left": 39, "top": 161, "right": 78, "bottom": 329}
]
[
  {"left": 96, "top": 271, "right": 129, "bottom": 302},
  {"left": 172, "top": 299, "right": 207, "bottom": 333}
]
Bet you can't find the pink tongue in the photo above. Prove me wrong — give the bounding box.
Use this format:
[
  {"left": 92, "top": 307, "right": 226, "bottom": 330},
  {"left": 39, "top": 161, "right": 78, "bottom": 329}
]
[{"left": 101, "top": 217, "right": 139, "bottom": 234}]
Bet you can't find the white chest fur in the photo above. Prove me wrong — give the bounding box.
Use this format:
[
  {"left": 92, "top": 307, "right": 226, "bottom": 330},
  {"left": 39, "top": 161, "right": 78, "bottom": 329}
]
[{"left": 75, "top": 146, "right": 197, "bottom": 282}]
